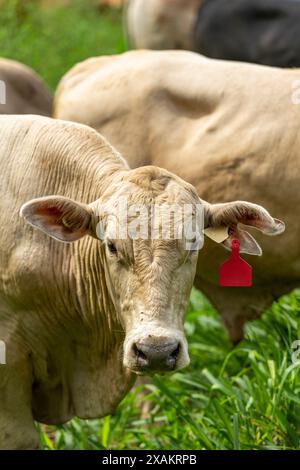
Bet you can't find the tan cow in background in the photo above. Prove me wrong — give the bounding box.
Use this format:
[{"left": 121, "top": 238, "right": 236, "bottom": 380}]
[
  {"left": 0, "top": 58, "right": 52, "bottom": 115},
  {"left": 53, "top": 50, "right": 296, "bottom": 342},
  {"left": 125, "top": 0, "right": 202, "bottom": 50}
]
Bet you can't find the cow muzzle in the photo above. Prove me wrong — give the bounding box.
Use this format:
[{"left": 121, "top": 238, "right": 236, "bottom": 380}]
[{"left": 123, "top": 332, "right": 190, "bottom": 374}]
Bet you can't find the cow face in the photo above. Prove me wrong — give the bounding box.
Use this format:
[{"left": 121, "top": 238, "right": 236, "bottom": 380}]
[
  {"left": 20, "top": 168, "right": 284, "bottom": 375},
  {"left": 94, "top": 168, "right": 202, "bottom": 374},
  {"left": 103, "top": 235, "right": 197, "bottom": 374}
]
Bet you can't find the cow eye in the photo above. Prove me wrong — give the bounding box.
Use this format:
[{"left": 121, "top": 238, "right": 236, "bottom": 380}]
[{"left": 107, "top": 240, "right": 117, "bottom": 255}]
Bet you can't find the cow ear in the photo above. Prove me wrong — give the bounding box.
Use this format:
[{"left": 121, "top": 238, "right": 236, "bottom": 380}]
[
  {"left": 20, "top": 196, "right": 95, "bottom": 242},
  {"left": 203, "top": 200, "right": 285, "bottom": 256}
]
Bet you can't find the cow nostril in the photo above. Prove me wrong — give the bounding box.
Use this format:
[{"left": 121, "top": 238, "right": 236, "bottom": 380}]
[
  {"left": 170, "top": 343, "right": 180, "bottom": 360},
  {"left": 133, "top": 343, "right": 147, "bottom": 361},
  {"left": 132, "top": 343, "right": 150, "bottom": 369}
]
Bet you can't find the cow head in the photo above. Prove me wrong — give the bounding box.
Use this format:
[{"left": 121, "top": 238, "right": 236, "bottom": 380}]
[{"left": 20, "top": 167, "right": 284, "bottom": 375}]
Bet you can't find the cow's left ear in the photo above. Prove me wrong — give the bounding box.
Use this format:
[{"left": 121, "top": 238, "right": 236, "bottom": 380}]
[
  {"left": 202, "top": 200, "right": 285, "bottom": 256},
  {"left": 20, "top": 195, "right": 96, "bottom": 242}
]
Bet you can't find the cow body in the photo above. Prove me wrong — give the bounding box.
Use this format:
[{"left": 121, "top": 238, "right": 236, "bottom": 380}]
[
  {"left": 194, "top": 0, "right": 300, "bottom": 67},
  {"left": 0, "top": 114, "right": 282, "bottom": 448},
  {"left": 0, "top": 116, "right": 133, "bottom": 449},
  {"left": 125, "top": 0, "right": 300, "bottom": 68},
  {"left": 125, "top": 0, "right": 201, "bottom": 50},
  {"left": 54, "top": 50, "right": 297, "bottom": 342},
  {"left": 0, "top": 59, "right": 52, "bottom": 115}
]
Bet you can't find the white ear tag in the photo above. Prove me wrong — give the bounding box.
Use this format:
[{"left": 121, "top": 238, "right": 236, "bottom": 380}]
[{"left": 203, "top": 226, "right": 229, "bottom": 244}]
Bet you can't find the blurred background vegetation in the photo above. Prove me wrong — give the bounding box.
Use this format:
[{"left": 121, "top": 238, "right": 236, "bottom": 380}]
[
  {"left": 1, "top": 0, "right": 300, "bottom": 451},
  {"left": 0, "top": 0, "right": 126, "bottom": 90}
]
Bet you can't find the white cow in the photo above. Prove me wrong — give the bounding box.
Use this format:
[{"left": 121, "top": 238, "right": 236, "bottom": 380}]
[{"left": 0, "top": 115, "right": 280, "bottom": 448}]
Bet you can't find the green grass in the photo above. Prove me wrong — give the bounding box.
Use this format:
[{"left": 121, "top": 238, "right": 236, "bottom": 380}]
[
  {"left": 2, "top": 0, "right": 300, "bottom": 451},
  {"left": 0, "top": 0, "right": 126, "bottom": 91}
]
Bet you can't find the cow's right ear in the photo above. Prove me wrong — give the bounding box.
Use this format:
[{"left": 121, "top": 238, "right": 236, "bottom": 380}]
[
  {"left": 202, "top": 200, "right": 285, "bottom": 256},
  {"left": 20, "top": 196, "right": 96, "bottom": 243}
]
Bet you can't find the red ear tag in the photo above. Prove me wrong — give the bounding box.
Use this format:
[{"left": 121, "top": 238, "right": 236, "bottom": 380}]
[{"left": 219, "top": 239, "right": 252, "bottom": 287}]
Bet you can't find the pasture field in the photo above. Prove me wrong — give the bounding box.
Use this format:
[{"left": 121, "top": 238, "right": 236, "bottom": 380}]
[
  {"left": 0, "top": 0, "right": 125, "bottom": 91},
  {"left": 1, "top": 0, "right": 300, "bottom": 451}
]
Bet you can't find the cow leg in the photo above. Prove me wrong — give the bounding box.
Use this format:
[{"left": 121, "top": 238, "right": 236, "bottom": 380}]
[
  {"left": 0, "top": 324, "right": 38, "bottom": 449},
  {"left": 194, "top": 277, "right": 275, "bottom": 344}
]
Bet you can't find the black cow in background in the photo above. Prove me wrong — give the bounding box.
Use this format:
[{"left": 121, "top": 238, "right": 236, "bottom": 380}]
[{"left": 194, "top": 0, "right": 300, "bottom": 67}]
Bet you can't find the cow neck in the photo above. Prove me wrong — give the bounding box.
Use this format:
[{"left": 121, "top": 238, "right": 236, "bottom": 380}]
[{"left": 68, "top": 164, "right": 128, "bottom": 360}]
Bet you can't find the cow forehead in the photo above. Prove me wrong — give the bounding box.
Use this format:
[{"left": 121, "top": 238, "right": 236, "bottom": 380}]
[
  {"left": 133, "top": 238, "right": 195, "bottom": 260},
  {"left": 103, "top": 201, "right": 204, "bottom": 247},
  {"left": 110, "top": 238, "right": 192, "bottom": 268},
  {"left": 124, "top": 167, "right": 199, "bottom": 202},
  {"left": 133, "top": 240, "right": 188, "bottom": 271},
  {"left": 105, "top": 180, "right": 200, "bottom": 210},
  {"left": 97, "top": 169, "right": 203, "bottom": 247}
]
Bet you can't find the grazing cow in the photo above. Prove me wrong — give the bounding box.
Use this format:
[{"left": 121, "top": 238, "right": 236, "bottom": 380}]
[
  {"left": 0, "top": 58, "right": 52, "bottom": 115},
  {"left": 194, "top": 0, "right": 300, "bottom": 67},
  {"left": 0, "top": 115, "right": 280, "bottom": 448},
  {"left": 53, "top": 50, "right": 295, "bottom": 343},
  {"left": 125, "top": 0, "right": 202, "bottom": 50}
]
